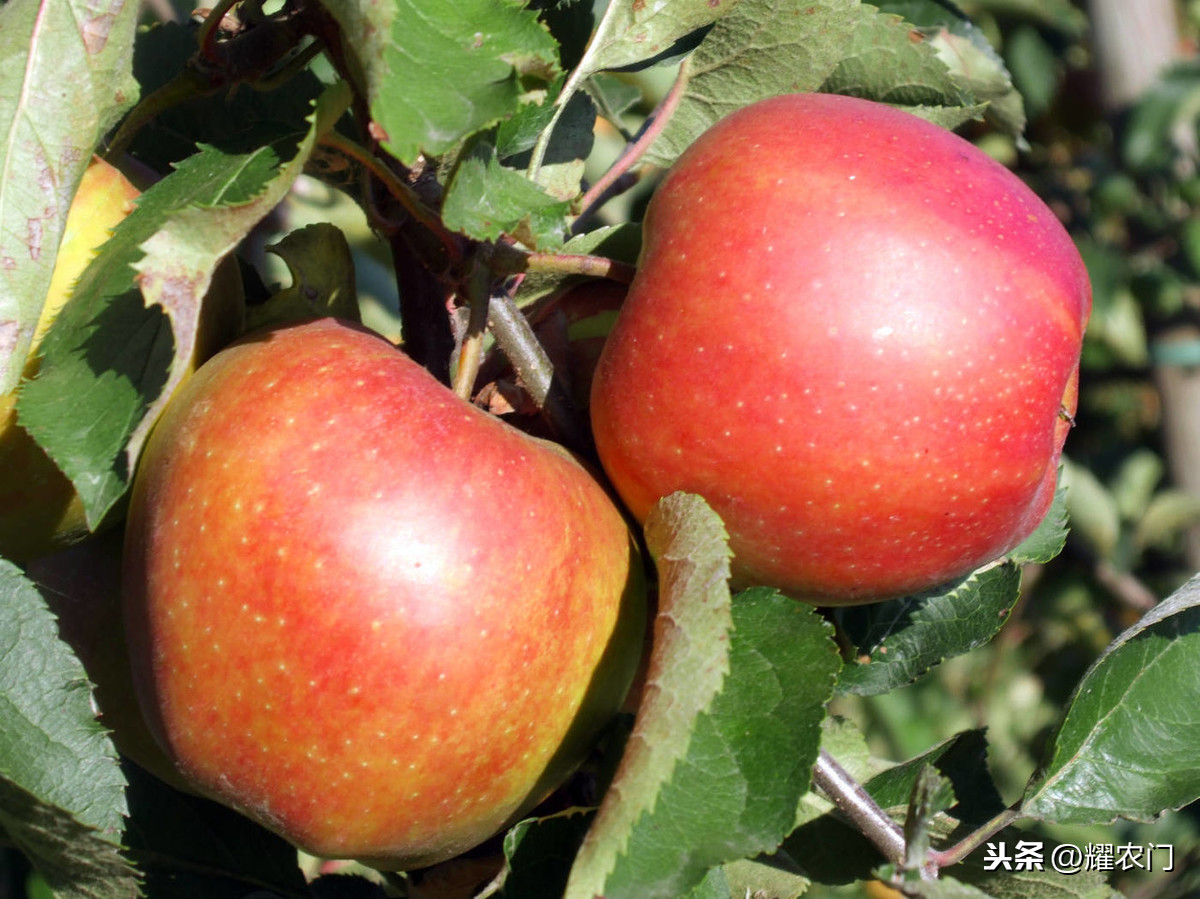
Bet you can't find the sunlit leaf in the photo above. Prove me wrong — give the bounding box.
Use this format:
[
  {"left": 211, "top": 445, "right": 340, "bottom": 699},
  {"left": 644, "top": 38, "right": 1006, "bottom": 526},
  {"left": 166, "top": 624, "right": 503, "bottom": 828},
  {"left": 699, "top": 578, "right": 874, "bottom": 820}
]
[
  {"left": 322, "top": 0, "right": 561, "bottom": 165},
  {"left": 17, "top": 83, "right": 352, "bottom": 529},
  {"left": 0, "top": 0, "right": 139, "bottom": 392},
  {"left": 564, "top": 493, "right": 840, "bottom": 899},
  {"left": 1022, "top": 577, "right": 1200, "bottom": 824},
  {"left": 835, "top": 563, "right": 1023, "bottom": 696}
]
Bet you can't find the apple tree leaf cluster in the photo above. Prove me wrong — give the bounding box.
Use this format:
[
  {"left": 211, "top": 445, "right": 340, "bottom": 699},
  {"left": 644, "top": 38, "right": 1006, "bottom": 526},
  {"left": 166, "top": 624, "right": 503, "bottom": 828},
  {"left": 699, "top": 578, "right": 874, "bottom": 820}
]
[
  {"left": 0, "top": 0, "right": 1197, "bottom": 897},
  {"left": 17, "top": 82, "right": 351, "bottom": 532},
  {"left": 1023, "top": 576, "right": 1200, "bottom": 826}
]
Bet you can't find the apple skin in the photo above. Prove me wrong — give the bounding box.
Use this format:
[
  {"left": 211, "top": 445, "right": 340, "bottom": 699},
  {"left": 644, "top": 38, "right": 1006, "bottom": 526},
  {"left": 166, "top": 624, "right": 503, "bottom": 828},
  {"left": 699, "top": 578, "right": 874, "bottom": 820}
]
[
  {"left": 122, "top": 318, "right": 645, "bottom": 869},
  {"left": 590, "top": 93, "right": 1091, "bottom": 605}
]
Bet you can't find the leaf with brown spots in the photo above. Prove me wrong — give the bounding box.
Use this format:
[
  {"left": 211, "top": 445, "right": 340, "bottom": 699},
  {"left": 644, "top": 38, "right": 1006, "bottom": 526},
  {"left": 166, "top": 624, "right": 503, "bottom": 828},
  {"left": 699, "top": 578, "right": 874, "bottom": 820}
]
[
  {"left": 17, "top": 82, "right": 352, "bottom": 531},
  {"left": 0, "top": 0, "right": 139, "bottom": 393}
]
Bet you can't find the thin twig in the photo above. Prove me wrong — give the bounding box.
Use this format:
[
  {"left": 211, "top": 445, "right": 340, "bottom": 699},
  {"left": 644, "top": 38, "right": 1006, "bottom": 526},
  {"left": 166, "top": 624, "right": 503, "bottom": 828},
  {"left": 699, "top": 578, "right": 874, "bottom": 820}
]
[
  {"left": 452, "top": 263, "right": 491, "bottom": 401},
  {"left": 1094, "top": 558, "right": 1159, "bottom": 611},
  {"left": 574, "top": 56, "right": 693, "bottom": 230},
  {"left": 524, "top": 252, "right": 635, "bottom": 284},
  {"left": 488, "top": 243, "right": 634, "bottom": 284},
  {"left": 927, "top": 807, "right": 1022, "bottom": 870},
  {"left": 487, "top": 292, "right": 588, "bottom": 451},
  {"left": 320, "top": 130, "right": 463, "bottom": 268}
]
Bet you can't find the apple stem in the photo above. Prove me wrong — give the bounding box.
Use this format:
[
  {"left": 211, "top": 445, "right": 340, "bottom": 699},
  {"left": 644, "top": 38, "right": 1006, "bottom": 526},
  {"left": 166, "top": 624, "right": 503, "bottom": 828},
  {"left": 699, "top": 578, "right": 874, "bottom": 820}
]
[
  {"left": 811, "top": 749, "right": 907, "bottom": 866},
  {"left": 487, "top": 292, "right": 589, "bottom": 450},
  {"left": 452, "top": 262, "right": 492, "bottom": 401},
  {"left": 527, "top": 252, "right": 635, "bottom": 284},
  {"left": 573, "top": 55, "right": 693, "bottom": 232}
]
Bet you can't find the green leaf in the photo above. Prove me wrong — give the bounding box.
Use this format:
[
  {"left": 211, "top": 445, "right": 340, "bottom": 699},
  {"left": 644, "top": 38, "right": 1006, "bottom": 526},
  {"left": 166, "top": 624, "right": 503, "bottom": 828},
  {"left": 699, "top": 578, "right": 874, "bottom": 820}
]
[
  {"left": 867, "top": 731, "right": 1006, "bottom": 826},
  {"left": 971, "top": 0, "right": 1088, "bottom": 38},
  {"left": 565, "top": 494, "right": 841, "bottom": 899},
  {"left": 956, "top": 860, "right": 1121, "bottom": 899},
  {"left": 1008, "top": 479, "right": 1070, "bottom": 566},
  {"left": 0, "top": 560, "right": 138, "bottom": 896},
  {"left": 322, "top": 0, "right": 561, "bottom": 165},
  {"left": 1076, "top": 239, "right": 1148, "bottom": 369},
  {"left": 442, "top": 145, "right": 571, "bottom": 249},
  {"left": 1059, "top": 458, "right": 1120, "bottom": 560},
  {"left": 643, "top": 0, "right": 863, "bottom": 167},
  {"left": 903, "top": 766, "right": 956, "bottom": 870},
  {"left": 835, "top": 562, "right": 1023, "bottom": 696},
  {"left": 1123, "top": 61, "right": 1200, "bottom": 175},
  {"left": 0, "top": 779, "right": 141, "bottom": 899},
  {"left": 645, "top": 0, "right": 988, "bottom": 169},
  {"left": 1109, "top": 448, "right": 1163, "bottom": 522},
  {"left": 1021, "top": 576, "right": 1200, "bottom": 825},
  {"left": 1135, "top": 489, "right": 1200, "bottom": 554},
  {"left": 892, "top": 875, "right": 996, "bottom": 898},
  {"left": 815, "top": 5, "right": 983, "bottom": 127},
  {"left": 564, "top": 491, "right": 735, "bottom": 899},
  {"left": 496, "top": 81, "right": 594, "bottom": 163},
  {"left": 573, "top": 0, "right": 741, "bottom": 77},
  {"left": 499, "top": 809, "right": 596, "bottom": 899},
  {"left": 584, "top": 74, "right": 646, "bottom": 127},
  {"left": 1003, "top": 24, "right": 1059, "bottom": 121},
  {"left": 126, "top": 21, "right": 327, "bottom": 172},
  {"left": 497, "top": 84, "right": 596, "bottom": 202},
  {"left": 876, "top": 1, "right": 1025, "bottom": 135},
  {"left": 17, "top": 82, "right": 352, "bottom": 529},
  {"left": 722, "top": 857, "right": 810, "bottom": 899},
  {"left": 245, "top": 223, "right": 361, "bottom": 333},
  {"left": 685, "top": 867, "right": 730, "bottom": 899},
  {"left": 0, "top": 0, "right": 139, "bottom": 392}
]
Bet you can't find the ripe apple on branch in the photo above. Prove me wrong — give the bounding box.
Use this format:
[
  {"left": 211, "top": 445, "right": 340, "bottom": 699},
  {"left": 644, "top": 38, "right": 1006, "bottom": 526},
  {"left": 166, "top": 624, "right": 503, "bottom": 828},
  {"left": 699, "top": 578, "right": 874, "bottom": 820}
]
[
  {"left": 122, "top": 317, "right": 645, "bottom": 871},
  {"left": 591, "top": 92, "right": 1091, "bottom": 606}
]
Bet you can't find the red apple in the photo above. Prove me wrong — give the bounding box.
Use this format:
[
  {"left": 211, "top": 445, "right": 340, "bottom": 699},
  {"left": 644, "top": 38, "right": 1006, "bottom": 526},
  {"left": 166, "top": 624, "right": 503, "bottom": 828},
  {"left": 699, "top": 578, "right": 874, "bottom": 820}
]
[
  {"left": 122, "top": 317, "right": 644, "bottom": 869},
  {"left": 590, "top": 93, "right": 1091, "bottom": 605}
]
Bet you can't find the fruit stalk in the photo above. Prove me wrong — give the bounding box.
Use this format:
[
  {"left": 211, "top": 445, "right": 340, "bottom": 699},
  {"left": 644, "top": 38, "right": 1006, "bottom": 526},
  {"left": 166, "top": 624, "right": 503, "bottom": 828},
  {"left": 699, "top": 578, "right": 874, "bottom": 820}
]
[{"left": 811, "top": 750, "right": 906, "bottom": 867}]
